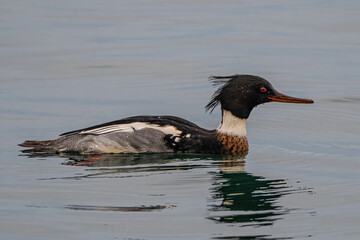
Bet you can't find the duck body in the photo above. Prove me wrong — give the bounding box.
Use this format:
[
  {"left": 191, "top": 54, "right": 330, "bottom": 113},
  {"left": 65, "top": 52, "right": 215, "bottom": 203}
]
[
  {"left": 20, "top": 114, "right": 248, "bottom": 154},
  {"left": 20, "top": 75, "right": 313, "bottom": 154}
]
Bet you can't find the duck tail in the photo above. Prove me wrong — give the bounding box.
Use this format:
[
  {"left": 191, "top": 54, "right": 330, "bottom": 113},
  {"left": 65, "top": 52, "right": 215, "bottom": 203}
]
[{"left": 19, "top": 140, "right": 55, "bottom": 152}]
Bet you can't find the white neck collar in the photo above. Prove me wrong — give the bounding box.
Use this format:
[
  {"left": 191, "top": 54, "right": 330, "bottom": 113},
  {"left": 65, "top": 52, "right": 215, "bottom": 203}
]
[{"left": 217, "top": 110, "right": 247, "bottom": 137}]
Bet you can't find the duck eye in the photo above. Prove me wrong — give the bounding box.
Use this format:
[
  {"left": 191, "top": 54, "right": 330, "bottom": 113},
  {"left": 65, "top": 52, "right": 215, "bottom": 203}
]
[{"left": 259, "top": 87, "right": 267, "bottom": 93}]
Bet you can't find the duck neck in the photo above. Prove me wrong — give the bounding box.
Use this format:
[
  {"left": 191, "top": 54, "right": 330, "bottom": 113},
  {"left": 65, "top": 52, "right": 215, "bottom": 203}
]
[{"left": 217, "top": 109, "right": 247, "bottom": 137}]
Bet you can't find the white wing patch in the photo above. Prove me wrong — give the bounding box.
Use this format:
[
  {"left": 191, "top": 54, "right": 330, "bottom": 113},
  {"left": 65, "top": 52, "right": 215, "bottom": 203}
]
[{"left": 79, "top": 122, "right": 183, "bottom": 136}]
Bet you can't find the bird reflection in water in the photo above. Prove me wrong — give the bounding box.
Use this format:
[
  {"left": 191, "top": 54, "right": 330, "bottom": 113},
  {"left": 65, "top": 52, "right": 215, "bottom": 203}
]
[
  {"left": 209, "top": 154, "right": 311, "bottom": 228},
  {"left": 22, "top": 151, "right": 311, "bottom": 228}
]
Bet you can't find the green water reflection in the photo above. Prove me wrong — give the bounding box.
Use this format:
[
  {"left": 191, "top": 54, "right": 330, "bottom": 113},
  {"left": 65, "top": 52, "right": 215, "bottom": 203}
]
[{"left": 209, "top": 171, "right": 290, "bottom": 226}]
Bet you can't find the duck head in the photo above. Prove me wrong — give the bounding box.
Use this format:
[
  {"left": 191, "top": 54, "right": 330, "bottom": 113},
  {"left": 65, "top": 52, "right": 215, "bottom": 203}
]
[{"left": 205, "top": 75, "right": 314, "bottom": 119}]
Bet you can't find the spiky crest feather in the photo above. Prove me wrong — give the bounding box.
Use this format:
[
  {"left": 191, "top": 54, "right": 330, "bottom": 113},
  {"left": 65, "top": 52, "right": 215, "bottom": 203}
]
[{"left": 205, "top": 75, "right": 240, "bottom": 113}]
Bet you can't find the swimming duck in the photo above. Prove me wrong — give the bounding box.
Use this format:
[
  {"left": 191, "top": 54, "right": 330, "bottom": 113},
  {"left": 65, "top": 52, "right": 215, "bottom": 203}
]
[{"left": 19, "top": 75, "right": 313, "bottom": 154}]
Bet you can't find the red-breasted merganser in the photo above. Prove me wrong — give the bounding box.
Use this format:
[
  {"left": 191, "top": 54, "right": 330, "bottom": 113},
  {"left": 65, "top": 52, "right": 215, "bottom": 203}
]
[{"left": 19, "top": 75, "right": 314, "bottom": 154}]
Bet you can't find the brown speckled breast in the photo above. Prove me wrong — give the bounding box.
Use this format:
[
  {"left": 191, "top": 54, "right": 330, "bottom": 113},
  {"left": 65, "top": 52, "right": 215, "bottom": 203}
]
[{"left": 217, "top": 132, "right": 248, "bottom": 153}]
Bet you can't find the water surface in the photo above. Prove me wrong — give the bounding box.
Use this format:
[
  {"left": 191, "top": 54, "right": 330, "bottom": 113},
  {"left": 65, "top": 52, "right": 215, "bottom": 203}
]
[{"left": 1, "top": 1, "right": 360, "bottom": 239}]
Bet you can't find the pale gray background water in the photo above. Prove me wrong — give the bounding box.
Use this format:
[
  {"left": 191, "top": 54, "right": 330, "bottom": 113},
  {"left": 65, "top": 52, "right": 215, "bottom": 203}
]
[{"left": 1, "top": 1, "right": 360, "bottom": 239}]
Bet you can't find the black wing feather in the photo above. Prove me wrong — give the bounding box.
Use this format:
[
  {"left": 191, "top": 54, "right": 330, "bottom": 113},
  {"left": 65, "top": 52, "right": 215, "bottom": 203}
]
[{"left": 60, "top": 115, "right": 207, "bottom": 136}]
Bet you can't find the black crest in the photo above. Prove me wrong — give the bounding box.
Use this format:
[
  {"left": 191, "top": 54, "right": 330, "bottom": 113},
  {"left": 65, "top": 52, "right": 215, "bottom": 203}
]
[{"left": 205, "top": 75, "right": 239, "bottom": 113}]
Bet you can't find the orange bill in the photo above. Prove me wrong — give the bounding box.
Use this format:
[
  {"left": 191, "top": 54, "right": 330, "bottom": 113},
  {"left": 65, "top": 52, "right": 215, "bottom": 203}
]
[{"left": 268, "top": 91, "right": 314, "bottom": 104}]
